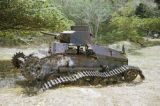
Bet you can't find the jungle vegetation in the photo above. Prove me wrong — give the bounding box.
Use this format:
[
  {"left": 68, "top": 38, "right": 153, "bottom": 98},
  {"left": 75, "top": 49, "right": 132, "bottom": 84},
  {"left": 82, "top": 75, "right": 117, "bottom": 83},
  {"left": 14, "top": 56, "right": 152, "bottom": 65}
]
[{"left": 0, "top": 0, "right": 160, "bottom": 46}]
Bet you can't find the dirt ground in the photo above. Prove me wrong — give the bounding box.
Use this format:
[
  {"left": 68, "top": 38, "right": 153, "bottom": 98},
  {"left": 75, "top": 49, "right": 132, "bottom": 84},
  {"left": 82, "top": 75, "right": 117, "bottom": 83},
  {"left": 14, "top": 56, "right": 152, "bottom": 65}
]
[{"left": 0, "top": 45, "right": 160, "bottom": 106}]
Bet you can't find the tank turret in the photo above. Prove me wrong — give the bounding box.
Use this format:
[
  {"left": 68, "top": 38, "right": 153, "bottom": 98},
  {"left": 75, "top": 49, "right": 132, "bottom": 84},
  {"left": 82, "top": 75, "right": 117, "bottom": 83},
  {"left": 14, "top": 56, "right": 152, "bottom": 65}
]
[{"left": 41, "top": 26, "right": 92, "bottom": 45}]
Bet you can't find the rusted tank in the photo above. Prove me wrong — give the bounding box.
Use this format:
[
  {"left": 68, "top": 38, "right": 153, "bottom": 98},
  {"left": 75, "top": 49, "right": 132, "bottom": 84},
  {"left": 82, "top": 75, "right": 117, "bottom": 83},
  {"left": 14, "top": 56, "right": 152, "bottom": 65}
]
[{"left": 12, "top": 26, "right": 145, "bottom": 91}]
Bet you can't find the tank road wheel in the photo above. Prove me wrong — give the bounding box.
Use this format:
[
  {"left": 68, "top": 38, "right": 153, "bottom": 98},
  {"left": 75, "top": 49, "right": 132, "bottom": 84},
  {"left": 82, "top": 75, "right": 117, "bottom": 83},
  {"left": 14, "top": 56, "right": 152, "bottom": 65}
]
[
  {"left": 76, "top": 77, "right": 89, "bottom": 86},
  {"left": 77, "top": 78, "right": 84, "bottom": 86},
  {"left": 124, "top": 69, "right": 138, "bottom": 82},
  {"left": 85, "top": 76, "right": 94, "bottom": 85},
  {"left": 92, "top": 77, "right": 103, "bottom": 85},
  {"left": 100, "top": 78, "right": 109, "bottom": 86},
  {"left": 76, "top": 77, "right": 94, "bottom": 86}
]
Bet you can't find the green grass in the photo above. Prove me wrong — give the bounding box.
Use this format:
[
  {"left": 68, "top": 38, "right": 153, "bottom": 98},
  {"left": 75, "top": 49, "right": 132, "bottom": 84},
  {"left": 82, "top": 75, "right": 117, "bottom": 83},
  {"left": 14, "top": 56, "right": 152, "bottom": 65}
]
[
  {"left": 0, "top": 60, "right": 19, "bottom": 78},
  {"left": 143, "top": 40, "right": 160, "bottom": 47}
]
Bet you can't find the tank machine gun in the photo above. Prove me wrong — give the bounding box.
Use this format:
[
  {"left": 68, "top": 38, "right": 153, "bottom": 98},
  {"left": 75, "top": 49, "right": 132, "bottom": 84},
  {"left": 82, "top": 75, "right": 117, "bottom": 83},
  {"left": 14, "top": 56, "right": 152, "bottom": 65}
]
[{"left": 12, "top": 26, "right": 145, "bottom": 92}]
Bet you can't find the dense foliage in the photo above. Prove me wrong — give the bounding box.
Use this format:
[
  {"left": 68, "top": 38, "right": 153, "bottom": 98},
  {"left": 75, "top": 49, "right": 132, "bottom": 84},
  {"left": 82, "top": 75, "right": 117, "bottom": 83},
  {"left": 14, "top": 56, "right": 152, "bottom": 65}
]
[
  {"left": 97, "top": 0, "right": 160, "bottom": 44},
  {"left": 0, "top": 0, "right": 160, "bottom": 46},
  {"left": 0, "top": 0, "right": 72, "bottom": 31}
]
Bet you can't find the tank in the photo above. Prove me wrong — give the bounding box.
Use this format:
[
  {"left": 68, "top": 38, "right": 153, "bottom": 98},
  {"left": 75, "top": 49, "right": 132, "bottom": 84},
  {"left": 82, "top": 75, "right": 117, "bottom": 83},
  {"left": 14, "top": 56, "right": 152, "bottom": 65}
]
[{"left": 12, "top": 26, "right": 145, "bottom": 91}]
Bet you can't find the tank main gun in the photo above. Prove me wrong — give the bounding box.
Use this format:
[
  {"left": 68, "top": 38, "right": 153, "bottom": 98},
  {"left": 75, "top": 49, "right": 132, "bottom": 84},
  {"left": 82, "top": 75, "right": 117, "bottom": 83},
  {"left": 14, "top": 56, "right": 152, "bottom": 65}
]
[
  {"left": 41, "top": 31, "right": 60, "bottom": 40},
  {"left": 41, "top": 31, "right": 60, "bottom": 36}
]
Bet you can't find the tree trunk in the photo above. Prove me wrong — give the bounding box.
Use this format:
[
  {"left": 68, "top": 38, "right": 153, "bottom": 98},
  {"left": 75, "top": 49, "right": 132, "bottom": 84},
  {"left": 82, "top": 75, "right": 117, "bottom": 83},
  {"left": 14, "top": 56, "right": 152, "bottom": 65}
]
[{"left": 94, "top": 16, "right": 100, "bottom": 38}]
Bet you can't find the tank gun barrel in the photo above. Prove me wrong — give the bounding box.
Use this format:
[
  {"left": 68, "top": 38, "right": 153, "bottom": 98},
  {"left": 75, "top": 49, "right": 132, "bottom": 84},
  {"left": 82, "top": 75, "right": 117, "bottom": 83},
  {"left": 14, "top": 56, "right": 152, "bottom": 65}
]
[{"left": 41, "top": 31, "right": 60, "bottom": 36}]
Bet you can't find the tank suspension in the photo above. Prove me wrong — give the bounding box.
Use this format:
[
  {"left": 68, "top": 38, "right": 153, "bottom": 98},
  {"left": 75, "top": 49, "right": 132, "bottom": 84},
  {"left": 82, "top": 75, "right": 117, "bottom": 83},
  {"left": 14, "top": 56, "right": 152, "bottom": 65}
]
[{"left": 40, "top": 65, "right": 145, "bottom": 92}]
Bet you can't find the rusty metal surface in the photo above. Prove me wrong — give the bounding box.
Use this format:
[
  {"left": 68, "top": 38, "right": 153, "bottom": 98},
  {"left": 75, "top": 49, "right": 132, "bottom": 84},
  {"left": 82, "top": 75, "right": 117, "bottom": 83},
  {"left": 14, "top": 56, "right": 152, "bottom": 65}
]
[
  {"left": 51, "top": 43, "right": 68, "bottom": 54},
  {"left": 89, "top": 44, "right": 128, "bottom": 60},
  {"left": 70, "top": 31, "right": 91, "bottom": 45}
]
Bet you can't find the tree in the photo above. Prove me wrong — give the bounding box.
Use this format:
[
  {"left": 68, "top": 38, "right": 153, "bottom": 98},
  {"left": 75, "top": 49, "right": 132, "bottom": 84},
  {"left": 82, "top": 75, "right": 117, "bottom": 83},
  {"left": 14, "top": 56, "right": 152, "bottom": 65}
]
[
  {"left": 154, "top": 0, "right": 160, "bottom": 9},
  {"left": 135, "top": 3, "right": 148, "bottom": 18},
  {"left": 52, "top": 0, "right": 127, "bottom": 38},
  {"left": 0, "top": 0, "right": 72, "bottom": 31}
]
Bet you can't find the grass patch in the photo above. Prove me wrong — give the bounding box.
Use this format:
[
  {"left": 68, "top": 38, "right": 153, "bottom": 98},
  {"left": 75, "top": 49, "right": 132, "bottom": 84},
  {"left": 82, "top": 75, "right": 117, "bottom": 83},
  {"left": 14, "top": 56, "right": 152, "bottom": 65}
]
[
  {"left": 143, "top": 40, "right": 160, "bottom": 47},
  {"left": 129, "top": 51, "right": 142, "bottom": 55},
  {"left": 0, "top": 60, "right": 19, "bottom": 79}
]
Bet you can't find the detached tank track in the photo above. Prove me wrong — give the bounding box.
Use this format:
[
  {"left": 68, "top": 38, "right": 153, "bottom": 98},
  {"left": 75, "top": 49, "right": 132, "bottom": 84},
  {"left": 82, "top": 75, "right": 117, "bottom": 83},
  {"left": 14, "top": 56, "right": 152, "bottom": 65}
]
[{"left": 41, "top": 65, "right": 145, "bottom": 92}]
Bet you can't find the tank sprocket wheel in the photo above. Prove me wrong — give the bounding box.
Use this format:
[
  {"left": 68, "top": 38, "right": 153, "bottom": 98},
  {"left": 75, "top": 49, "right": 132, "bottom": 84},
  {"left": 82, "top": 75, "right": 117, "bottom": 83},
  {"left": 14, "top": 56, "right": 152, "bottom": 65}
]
[
  {"left": 124, "top": 69, "right": 138, "bottom": 82},
  {"left": 12, "top": 52, "right": 25, "bottom": 68}
]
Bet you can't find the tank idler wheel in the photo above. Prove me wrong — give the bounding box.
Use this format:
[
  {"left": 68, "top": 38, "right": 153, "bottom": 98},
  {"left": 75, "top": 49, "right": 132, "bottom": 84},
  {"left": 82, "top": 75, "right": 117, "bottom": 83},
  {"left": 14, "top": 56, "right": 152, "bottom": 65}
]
[{"left": 124, "top": 69, "right": 138, "bottom": 82}]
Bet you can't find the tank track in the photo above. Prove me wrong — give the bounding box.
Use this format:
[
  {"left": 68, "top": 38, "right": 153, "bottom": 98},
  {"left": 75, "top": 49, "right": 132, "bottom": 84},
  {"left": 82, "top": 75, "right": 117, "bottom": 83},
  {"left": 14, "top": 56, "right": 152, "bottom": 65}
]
[{"left": 40, "top": 65, "right": 145, "bottom": 92}]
